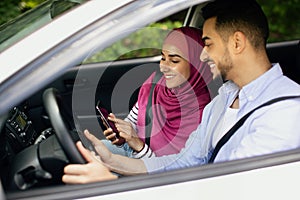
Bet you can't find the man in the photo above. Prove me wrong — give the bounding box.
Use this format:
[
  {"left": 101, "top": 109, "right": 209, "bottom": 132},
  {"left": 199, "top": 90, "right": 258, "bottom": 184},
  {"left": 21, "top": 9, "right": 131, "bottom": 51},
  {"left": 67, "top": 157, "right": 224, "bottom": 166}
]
[{"left": 62, "top": 0, "right": 300, "bottom": 184}]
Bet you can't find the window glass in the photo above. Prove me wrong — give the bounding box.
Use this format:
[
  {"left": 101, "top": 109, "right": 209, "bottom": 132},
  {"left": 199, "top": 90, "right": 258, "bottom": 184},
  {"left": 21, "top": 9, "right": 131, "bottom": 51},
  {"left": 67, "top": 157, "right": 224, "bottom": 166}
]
[
  {"left": 258, "top": 0, "right": 300, "bottom": 42},
  {"left": 83, "top": 9, "right": 188, "bottom": 63},
  {"left": 83, "top": 0, "right": 300, "bottom": 64},
  {"left": 0, "top": 0, "right": 84, "bottom": 52}
]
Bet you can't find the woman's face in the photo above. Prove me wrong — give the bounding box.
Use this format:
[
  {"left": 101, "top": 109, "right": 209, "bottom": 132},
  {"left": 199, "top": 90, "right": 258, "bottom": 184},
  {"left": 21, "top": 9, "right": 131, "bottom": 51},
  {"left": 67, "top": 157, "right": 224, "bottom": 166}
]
[{"left": 160, "top": 44, "right": 190, "bottom": 89}]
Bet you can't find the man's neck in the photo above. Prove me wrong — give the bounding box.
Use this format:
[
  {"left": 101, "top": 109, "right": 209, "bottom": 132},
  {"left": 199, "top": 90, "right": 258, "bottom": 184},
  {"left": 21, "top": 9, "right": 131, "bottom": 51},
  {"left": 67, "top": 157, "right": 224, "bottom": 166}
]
[{"left": 232, "top": 49, "right": 272, "bottom": 88}]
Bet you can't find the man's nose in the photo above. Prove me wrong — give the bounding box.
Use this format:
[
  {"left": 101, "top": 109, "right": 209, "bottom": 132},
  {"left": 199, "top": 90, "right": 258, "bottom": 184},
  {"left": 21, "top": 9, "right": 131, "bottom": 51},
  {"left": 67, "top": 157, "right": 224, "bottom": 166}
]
[{"left": 200, "top": 49, "right": 208, "bottom": 62}]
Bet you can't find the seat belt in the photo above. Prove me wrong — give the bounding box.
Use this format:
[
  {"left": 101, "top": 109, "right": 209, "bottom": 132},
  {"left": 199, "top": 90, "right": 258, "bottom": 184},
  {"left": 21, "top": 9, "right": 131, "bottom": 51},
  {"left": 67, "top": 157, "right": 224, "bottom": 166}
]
[
  {"left": 145, "top": 70, "right": 162, "bottom": 147},
  {"left": 208, "top": 95, "right": 300, "bottom": 163}
]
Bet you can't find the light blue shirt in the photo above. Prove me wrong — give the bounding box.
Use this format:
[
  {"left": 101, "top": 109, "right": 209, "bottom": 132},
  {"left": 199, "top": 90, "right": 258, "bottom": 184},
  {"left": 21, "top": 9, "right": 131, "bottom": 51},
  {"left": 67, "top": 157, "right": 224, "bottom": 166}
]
[{"left": 143, "top": 64, "right": 300, "bottom": 173}]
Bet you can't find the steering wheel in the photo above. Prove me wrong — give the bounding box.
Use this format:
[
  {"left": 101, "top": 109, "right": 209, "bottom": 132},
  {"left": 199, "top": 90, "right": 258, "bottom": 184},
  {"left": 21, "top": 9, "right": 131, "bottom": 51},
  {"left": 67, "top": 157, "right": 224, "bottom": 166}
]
[{"left": 43, "top": 88, "right": 85, "bottom": 164}]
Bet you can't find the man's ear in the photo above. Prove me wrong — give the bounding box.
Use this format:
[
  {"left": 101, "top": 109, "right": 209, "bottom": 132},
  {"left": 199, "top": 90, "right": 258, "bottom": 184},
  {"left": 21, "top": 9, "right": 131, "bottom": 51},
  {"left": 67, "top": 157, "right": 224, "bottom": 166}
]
[{"left": 231, "top": 31, "right": 246, "bottom": 54}]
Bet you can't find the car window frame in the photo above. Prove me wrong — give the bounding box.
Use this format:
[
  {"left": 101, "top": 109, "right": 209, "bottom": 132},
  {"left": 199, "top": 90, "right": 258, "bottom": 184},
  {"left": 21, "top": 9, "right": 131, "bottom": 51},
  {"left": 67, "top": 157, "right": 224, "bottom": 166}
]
[{"left": 2, "top": 0, "right": 300, "bottom": 199}]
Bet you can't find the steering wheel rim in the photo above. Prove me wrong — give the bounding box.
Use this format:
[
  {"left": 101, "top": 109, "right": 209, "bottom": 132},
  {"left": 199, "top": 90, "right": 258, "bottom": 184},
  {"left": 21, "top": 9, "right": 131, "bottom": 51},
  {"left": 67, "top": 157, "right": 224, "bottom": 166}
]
[{"left": 43, "top": 88, "right": 85, "bottom": 164}]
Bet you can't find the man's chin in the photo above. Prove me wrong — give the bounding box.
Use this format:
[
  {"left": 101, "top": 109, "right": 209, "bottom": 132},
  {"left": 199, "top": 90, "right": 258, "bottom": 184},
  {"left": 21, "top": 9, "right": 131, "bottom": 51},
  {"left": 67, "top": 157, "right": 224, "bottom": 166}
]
[{"left": 211, "top": 67, "right": 221, "bottom": 80}]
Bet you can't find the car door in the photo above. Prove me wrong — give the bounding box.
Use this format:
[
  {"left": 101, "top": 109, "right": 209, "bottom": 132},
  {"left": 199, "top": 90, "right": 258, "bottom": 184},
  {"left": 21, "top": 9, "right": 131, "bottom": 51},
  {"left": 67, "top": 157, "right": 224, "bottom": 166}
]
[
  {"left": 25, "top": 8, "right": 190, "bottom": 138},
  {"left": 2, "top": 0, "right": 300, "bottom": 199}
]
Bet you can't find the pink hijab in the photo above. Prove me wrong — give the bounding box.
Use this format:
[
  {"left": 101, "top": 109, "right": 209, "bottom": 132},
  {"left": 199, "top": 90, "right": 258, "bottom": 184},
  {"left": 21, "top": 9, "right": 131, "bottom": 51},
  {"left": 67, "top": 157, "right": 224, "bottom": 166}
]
[{"left": 136, "top": 27, "right": 212, "bottom": 156}]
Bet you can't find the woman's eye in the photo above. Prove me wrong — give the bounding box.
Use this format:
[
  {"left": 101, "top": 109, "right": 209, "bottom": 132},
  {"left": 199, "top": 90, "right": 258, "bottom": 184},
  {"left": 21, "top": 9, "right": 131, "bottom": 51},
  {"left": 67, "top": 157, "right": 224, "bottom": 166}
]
[
  {"left": 172, "top": 60, "right": 180, "bottom": 64},
  {"left": 161, "top": 57, "right": 166, "bottom": 61}
]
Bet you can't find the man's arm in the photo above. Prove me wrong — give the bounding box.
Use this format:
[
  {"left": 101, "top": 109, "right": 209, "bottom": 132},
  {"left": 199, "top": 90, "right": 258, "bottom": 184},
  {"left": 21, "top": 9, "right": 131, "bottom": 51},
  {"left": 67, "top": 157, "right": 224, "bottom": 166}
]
[
  {"left": 85, "top": 129, "right": 148, "bottom": 175},
  {"left": 62, "top": 130, "right": 148, "bottom": 184}
]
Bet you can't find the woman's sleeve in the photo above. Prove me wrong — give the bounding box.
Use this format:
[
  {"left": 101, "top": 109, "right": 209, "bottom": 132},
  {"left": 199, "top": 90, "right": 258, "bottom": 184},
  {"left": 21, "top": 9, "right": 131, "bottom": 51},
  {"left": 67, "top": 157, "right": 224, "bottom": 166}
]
[
  {"left": 124, "top": 102, "right": 139, "bottom": 132},
  {"left": 125, "top": 102, "right": 157, "bottom": 159}
]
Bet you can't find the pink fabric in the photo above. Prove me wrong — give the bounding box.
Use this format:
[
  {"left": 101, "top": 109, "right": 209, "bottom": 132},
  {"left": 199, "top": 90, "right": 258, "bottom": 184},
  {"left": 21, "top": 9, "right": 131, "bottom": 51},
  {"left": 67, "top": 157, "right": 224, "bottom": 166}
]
[{"left": 137, "top": 27, "right": 212, "bottom": 156}]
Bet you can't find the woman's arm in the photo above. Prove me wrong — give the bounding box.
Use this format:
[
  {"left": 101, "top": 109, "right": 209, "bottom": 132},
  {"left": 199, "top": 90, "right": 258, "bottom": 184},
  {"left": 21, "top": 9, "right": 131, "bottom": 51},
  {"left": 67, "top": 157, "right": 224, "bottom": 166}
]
[{"left": 124, "top": 102, "right": 139, "bottom": 131}]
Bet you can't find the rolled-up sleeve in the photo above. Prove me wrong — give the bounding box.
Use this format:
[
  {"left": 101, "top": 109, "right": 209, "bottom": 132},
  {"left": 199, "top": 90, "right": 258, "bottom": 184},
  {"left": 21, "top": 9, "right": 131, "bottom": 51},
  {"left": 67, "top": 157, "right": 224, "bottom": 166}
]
[{"left": 142, "top": 124, "right": 208, "bottom": 174}]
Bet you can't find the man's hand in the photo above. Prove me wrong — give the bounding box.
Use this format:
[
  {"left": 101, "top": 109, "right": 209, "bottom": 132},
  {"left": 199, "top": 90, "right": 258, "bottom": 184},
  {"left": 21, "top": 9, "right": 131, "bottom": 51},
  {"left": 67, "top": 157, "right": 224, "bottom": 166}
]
[{"left": 62, "top": 139, "right": 117, "bottom": 184}]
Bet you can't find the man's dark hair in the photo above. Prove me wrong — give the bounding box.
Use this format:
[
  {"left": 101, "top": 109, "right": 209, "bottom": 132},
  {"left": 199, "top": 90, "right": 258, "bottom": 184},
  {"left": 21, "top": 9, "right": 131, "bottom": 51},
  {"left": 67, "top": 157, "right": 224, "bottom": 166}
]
[{"left": 202, "top": 0, "right": 269, "bottom": 49}]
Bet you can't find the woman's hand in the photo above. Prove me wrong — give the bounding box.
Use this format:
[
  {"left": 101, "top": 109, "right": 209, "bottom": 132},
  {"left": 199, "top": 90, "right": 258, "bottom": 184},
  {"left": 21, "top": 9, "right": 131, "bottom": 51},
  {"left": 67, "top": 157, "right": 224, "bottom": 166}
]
[
  {"left": 106, "top": 113, "right": 144, "bottom": 152},
  {"left": 62, "top": 135, "right": 117, "bottom": 184}
]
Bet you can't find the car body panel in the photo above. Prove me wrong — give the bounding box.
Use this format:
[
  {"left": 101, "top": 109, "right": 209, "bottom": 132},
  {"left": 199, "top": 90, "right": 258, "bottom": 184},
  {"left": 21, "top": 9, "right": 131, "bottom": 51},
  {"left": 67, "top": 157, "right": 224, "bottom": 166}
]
[
  {"left": 6, "top": 148, "right": 300, "bottom": 199},
  {"left": 89, "top": 162, "right": 300, "bottom": 200},
  {"left": 0, "top": 0, "right": 299, "bottom": 199}
]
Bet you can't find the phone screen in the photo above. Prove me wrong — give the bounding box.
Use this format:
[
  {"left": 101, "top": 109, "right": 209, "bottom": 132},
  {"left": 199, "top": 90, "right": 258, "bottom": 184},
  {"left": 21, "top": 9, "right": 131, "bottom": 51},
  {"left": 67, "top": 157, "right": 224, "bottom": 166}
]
[
  {"left": 95, "top": 101, "right": 125, "bottom": 146},
  {"left": 95, "top": 101, "right": 119, "bottom": 137}
]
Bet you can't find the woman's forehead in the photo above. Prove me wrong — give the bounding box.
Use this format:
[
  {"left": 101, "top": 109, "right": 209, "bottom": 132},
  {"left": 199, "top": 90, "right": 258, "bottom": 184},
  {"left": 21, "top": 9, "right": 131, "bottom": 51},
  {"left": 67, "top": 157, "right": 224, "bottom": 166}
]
[{"left": 162, "top": 43, "right": 188, "bottom": 60}]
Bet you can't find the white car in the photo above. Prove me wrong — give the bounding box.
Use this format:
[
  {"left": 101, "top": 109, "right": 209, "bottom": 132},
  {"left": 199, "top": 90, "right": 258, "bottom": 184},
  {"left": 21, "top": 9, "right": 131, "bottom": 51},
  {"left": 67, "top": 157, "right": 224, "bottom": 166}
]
[{"left": 0, "top": 0, "right": 299, "bottom": 199}]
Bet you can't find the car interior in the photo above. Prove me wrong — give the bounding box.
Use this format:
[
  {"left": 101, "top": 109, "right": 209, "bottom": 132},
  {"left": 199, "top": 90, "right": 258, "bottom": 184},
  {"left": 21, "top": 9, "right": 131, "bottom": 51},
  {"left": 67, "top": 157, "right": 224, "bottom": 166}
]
[{"left": 0, "top": 1, "right": 299, "bottom": 199}]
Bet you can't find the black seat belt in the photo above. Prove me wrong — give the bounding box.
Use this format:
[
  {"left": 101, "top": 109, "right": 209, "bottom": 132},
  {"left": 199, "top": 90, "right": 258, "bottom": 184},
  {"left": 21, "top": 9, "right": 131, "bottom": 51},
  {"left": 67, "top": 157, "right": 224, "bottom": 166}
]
[
  {"left": 208, "top": 95, "right": 300, "bottom": 163},
  {"left": 145, "top": 70, "right": 162, "bottom": 147}
]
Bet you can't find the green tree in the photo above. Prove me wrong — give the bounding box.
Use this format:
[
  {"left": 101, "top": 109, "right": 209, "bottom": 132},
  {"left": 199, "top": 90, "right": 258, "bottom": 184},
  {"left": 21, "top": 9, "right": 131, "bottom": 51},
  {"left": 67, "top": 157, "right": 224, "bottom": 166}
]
[
  {"left": 0, "top": 0, "right": 44, "bottom": 25},
  {"left": 258, "top": 0, "right": 300, "bottom": 42},
  {"left": 1, "top": 0, "right": 299, "bottom": 44}
]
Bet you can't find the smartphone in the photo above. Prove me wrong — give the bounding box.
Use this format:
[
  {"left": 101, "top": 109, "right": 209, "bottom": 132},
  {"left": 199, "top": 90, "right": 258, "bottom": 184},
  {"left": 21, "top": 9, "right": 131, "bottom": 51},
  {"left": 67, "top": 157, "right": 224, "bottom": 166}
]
[{"left": 96, "top": 101, "right": 125, "bottom": 145}]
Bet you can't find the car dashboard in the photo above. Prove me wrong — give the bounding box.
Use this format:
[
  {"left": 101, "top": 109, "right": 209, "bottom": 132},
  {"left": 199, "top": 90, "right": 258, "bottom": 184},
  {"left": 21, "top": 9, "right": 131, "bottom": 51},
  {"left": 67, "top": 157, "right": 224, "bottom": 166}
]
[
  {"left": 0, "top": 101, "right": 67, "bottom": 191},
  {"left": 5, "top": 105, "right": 39, "bottom": 153}
]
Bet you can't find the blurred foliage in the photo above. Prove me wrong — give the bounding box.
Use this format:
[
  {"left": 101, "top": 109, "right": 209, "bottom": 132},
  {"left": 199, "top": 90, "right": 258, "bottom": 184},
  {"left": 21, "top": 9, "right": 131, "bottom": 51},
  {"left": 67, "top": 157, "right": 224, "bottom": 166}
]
[
  {"left": 0, "top": 0, "right": 299, "bottom": 62},
  {"left": 257, "top": 0, "right": 300, "bottom": 42},
  {"left": 0, "top": 0, "right": 45, "bottom": 25},
  {"left": 84, "top": 21, "right": 183, "bottom": 63},
  {"left": 1, "top": 0, "right": 299, "bottom": 41},
  {"left": 84, "top": 0, "right": 300, "bottom": 63}
]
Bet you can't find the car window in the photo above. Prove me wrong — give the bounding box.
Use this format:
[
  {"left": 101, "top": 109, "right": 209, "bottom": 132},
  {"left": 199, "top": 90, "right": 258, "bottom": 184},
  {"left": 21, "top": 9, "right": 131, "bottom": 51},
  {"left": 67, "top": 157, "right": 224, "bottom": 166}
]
[
  {"left": 0, "top": 0, "right": 85, "bottom": 52},
  {"left": 257, "top": 0, "right": 300, "bottom": 43},
  {"left": 82, "top": 0, "right": 300, "bottom": 64},
  {"left": 83, "top": 9, "right": 188, "bottom": 63}
]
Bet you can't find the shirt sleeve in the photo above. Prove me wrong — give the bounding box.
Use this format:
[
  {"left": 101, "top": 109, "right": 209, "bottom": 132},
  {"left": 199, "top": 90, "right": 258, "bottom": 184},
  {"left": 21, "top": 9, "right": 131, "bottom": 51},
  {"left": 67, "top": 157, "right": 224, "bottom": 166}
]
[
  {"left": 124, "top": 102, "right": 139, "bottom": 132},
  {"left": 141, "top": 101, "right": 217, "bottom": 174},
  {"left": 142, "top": 120, "right": 208, "bottom": 174},
  {"left": 132, "top": 143, "right": 156, "bottom": 159}
]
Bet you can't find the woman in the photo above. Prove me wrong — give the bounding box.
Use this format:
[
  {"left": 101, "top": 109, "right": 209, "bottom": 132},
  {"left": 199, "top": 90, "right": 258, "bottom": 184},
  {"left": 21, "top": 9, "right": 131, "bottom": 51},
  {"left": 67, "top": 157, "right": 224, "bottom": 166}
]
[{"left": 103, "top": 27, "right": 212, "bottom": 158}]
